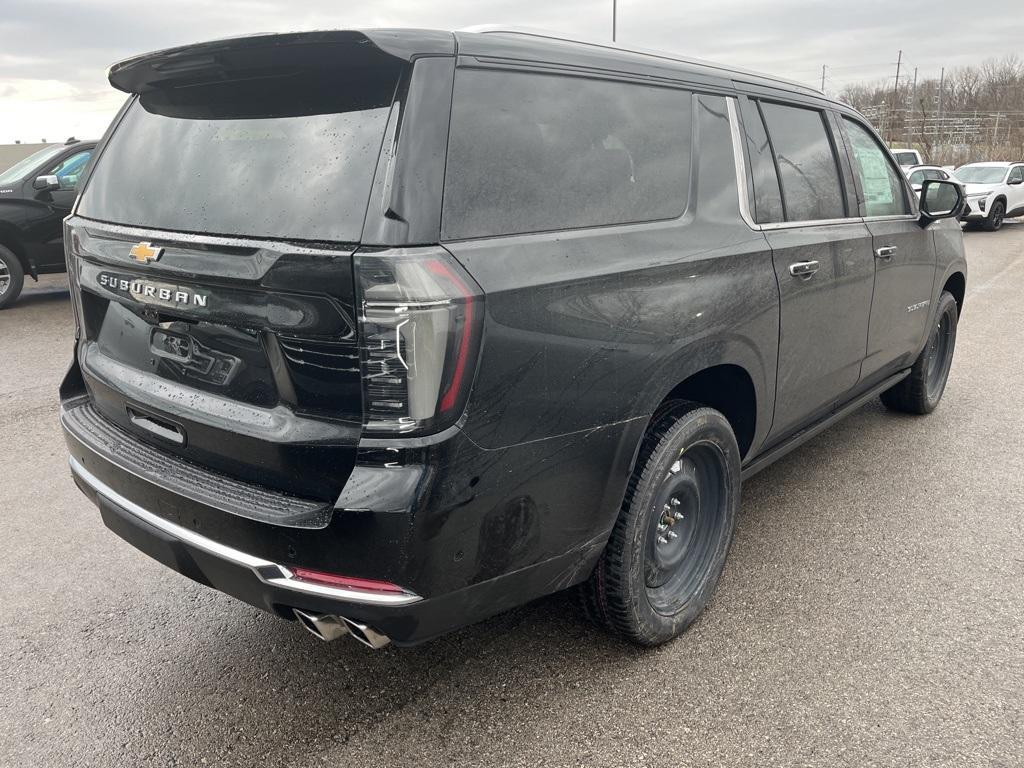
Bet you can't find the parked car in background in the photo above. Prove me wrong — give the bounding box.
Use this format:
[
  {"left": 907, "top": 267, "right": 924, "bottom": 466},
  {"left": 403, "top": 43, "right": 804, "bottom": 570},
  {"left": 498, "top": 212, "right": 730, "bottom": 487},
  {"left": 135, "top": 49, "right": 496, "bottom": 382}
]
[
  {"left": 890, "top": 148, "right": 924, "bottom": 168},
  {"left": 0, "top": 138, "right": 96, "bottom": 308},
  {"left": 60, "top": 29, "right": 967, "bottom": 650},
  {"left": 954, "top": 161, "right": 1024, "bottom": 231},
  {"left": 905, "top": 165, "right": 960, "bottom": 197}
]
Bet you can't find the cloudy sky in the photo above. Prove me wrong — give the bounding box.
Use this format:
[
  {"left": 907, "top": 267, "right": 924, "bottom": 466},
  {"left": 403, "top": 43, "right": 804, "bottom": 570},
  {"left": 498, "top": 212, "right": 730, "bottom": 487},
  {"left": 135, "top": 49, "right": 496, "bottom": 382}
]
[{"left": 1, "top": 0, "right": 1021, "bottom": 143}]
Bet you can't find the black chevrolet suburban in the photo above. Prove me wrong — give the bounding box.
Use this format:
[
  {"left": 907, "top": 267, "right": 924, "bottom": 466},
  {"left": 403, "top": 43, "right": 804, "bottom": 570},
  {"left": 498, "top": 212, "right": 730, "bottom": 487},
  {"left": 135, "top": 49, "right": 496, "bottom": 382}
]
[
  {"left": 0, "top": 138, "right": 96, "bottom": 308},
  {"left": 60, "top": 29, "right": 967, "bottom": 649}
]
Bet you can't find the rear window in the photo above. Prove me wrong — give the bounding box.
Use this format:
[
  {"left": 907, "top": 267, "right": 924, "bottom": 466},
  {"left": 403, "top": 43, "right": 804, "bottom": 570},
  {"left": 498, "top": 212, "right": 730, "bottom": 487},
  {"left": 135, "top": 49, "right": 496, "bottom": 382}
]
[
  {"left": 78, "top": 68, "right": 400, "bottom": 242},
  {"left": 442, "top": 70, "right": 691, "bottom": 240},
  {"left": 893, "top": 151, "right": 919, "bottom": 165}
]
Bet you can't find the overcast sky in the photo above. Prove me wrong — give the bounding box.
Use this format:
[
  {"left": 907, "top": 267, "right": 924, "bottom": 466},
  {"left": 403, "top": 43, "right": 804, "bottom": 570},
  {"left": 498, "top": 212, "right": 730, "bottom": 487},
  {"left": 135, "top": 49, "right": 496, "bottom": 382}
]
[{"left": 1, "top": 0, "right": 1021, "bottom": 143}]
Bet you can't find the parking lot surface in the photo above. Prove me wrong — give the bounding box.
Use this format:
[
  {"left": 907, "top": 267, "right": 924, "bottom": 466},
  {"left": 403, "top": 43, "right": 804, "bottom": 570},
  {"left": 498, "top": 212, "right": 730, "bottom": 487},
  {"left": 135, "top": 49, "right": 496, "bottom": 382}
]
[{"left": 2, "top": 225, "right": 1023, "bottom": 767}]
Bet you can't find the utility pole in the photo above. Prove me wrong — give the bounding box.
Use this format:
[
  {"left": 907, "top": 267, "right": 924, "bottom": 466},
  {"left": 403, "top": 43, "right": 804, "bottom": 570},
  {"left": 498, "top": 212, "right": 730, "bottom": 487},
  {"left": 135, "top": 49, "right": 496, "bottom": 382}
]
[
  {"left": 890, "top": 49, "right": 903, "bottom": 143},
  {"left": 936, "top": 67, "right": 945, "bottom": 162},
  {"left": 904, "top": 67, "right": 918, "bottom": 146},
  {"left": 821, "top": 64, "right": 826, "bottom": 93},
  {"left": 612, "top": 0, "right": 617, "bottom": 42}
]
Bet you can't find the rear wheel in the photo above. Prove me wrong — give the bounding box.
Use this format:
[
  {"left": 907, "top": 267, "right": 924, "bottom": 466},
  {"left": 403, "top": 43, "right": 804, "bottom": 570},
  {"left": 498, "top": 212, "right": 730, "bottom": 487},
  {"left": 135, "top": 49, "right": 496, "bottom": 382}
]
[
  {"left": 0, "top": 245, "right": 26, "bottom": 310},
  {"left": 578, "top": 401, "right": 740, "bottom": 646},
  {"left": 982, "top": 200, "right": 1005, "bottom": 231},
  {"left": 880, "top": 291, "right": 958, "bottom": 414}
]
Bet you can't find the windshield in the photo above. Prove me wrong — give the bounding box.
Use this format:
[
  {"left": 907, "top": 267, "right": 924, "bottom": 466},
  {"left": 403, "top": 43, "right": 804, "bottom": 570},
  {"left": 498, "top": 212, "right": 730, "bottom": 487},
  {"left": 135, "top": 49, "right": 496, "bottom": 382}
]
[
  {"left": 0, "top": 145, "right": 66, "bottom": 185},
  {"left": 893, "top": 151, "right": 918, "bottom": 165},
  {"left": 954, "top": 166, "right": 1008, "bottom": 184},
  {"left": 77, "top": 66, "right": 400, "bottom": 243}
]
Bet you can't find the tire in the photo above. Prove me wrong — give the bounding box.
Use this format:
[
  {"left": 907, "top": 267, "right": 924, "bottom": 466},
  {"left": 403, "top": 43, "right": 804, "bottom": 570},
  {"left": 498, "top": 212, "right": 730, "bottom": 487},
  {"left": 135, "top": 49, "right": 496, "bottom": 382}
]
[
  {"left": 982, "top": 200, "right": 1005, "bottom": 231},
  {"left": 578, "top": 401, "right": 741, "bottom": 646},
  {"left": 0, "top": 245, "right": 26, "bottom": 310},
  {"left": 880, "top": 291, "right": 958, "bottom": 414}
]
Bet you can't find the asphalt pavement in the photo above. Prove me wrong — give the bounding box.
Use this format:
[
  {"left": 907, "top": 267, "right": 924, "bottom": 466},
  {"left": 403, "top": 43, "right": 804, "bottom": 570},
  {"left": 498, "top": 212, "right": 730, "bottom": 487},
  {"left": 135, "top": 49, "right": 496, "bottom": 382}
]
[{"left": 2, "top": 224, "right": 1022, "bottom": 767}]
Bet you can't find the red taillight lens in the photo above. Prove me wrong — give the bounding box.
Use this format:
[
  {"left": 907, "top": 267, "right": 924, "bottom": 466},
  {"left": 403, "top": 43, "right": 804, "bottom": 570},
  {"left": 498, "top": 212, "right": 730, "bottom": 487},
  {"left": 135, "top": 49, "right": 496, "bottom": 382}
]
[
  {"left": 355, "top": 248, "right": 484, "bottom": 435},
  {"left": 290, "top": 567, "right": 407, "bottom": 594}
]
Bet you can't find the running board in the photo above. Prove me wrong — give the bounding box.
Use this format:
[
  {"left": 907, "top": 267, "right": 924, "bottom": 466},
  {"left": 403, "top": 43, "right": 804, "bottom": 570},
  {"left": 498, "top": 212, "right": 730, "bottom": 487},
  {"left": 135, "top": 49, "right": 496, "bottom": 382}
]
[{"left": 741, "top": 369, "right": 911, "bottom": 481}]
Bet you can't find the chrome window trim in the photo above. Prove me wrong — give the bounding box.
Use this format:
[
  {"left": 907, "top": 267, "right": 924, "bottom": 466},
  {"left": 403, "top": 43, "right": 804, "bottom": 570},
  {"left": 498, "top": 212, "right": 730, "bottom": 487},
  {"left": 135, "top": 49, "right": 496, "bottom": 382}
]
[
  {"left": 69, "top": 456, "right": 423, "bottom": 607},
  {"left": 727, "top": 98, "right": 759, "bottom": 230},
  {"left": 727, "top": 98, "right": 920, "bottom": 231}
]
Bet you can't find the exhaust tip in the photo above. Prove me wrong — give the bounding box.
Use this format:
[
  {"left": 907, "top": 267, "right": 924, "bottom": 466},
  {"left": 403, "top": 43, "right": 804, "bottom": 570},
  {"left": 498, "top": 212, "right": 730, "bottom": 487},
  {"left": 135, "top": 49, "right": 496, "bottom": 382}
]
[
  {"left": 341, "top": 617, "right": 391, "bottom": 649},
  {"left": 293, "top": 609, "right": 349, "bottom": 642}
]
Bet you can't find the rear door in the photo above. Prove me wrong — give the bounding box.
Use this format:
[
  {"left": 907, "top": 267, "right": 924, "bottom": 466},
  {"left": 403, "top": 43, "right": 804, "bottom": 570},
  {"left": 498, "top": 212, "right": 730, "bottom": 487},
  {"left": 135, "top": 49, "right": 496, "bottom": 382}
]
[
  {"left": 742, "top": 98, "right": 875, "bottom": 442},
  {"left": 839, "top": 116, "right": 935, "bottom": 385}
]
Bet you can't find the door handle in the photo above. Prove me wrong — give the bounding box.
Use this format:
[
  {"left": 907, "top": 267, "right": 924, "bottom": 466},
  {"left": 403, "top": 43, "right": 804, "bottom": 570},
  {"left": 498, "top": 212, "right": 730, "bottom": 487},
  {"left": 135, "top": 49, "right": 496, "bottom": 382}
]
[
  {"left": 875, "top": 246, "right": 897, "bottom": 260},
  {"left": 789, "top": 260, "right": 819, "bottom": 279}
]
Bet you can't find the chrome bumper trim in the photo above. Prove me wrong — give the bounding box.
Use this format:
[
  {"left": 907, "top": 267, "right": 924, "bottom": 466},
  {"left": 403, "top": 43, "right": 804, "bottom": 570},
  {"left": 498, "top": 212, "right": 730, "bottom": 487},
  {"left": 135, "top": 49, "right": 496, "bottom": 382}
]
[{"left": 68, "top": 456, "right": 422, "bottom": 607}]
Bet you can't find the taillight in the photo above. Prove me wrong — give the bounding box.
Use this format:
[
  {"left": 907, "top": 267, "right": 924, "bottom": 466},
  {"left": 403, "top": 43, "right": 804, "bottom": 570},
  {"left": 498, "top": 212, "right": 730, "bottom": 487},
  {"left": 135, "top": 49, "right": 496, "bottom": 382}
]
[
  {"left": 355, "top": 248, "right": 484, "bottom": 435},
  {"left": 64, "top": 222, "right": 84, "bottom": 339}
]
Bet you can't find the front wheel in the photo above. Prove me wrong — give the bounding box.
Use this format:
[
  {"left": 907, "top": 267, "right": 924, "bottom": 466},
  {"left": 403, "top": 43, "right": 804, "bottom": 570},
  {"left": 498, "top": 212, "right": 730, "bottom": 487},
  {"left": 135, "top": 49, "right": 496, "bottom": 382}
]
[
  {"left": 578, "top": 401, "right": 740, "bottom": 646},
  {"left": 880, "top": 291, "right": 959, "bottom": 414},
  {"left": 982, "top": 200, "right": 1005, "bottom": 231},
  {"left": 0, "top": 245, "right": 26, "bottom": 310}
]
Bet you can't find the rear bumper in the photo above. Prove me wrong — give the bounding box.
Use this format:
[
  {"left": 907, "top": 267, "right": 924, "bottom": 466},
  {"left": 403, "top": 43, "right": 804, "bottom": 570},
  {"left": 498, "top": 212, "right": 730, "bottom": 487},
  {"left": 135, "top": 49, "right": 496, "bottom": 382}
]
[{"left": 62, "top": 394, "right": 619, "bottom": 645}]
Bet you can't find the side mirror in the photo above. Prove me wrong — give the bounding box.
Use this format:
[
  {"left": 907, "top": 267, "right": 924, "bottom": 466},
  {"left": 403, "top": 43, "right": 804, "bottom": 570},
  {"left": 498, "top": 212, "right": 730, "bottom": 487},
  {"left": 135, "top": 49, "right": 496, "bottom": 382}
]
[
  {"left": 919, "top": 179, "right": 964, "bottom": 227},
  {"left": 1008, "top": 178, "right": 1023, "bottom": 186},
  {"left": 33, "top": 174, "right": 60, "bottom": 192}
]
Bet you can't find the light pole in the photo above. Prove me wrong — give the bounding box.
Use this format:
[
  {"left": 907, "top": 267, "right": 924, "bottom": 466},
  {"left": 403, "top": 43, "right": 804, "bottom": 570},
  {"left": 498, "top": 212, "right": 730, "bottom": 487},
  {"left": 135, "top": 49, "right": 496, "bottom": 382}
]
[{"left": 612, "top": 0, "right": 617, "bottom": 42}]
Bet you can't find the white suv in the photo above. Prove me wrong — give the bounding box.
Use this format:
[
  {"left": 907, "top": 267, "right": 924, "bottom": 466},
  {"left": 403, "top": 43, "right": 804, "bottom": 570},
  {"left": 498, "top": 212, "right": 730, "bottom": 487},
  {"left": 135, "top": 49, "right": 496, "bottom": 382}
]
[{"left": 954, "top": 161, "right": 1024, "bottom": 231}]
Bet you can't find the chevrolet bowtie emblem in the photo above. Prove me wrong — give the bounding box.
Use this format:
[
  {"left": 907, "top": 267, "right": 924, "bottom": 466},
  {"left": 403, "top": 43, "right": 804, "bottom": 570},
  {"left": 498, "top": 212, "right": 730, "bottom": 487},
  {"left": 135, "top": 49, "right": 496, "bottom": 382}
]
[{"left": 128, "top": 241, "right": 163, "bottom": 264}]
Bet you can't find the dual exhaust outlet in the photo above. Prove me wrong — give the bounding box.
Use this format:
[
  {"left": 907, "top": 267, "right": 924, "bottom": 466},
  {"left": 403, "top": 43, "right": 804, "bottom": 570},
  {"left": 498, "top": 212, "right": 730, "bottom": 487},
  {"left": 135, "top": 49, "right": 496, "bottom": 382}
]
[{"left": 292, "top": 609, "right": 391, "bottom": 649}]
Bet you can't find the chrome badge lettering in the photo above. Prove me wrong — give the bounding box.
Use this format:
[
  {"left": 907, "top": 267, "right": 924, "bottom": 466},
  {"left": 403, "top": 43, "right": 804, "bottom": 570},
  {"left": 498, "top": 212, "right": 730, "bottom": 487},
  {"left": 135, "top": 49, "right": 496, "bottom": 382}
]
[
  {"left": 907, "top": 300, "right": 930, "bottom": 313},
  {"left": 97, "top": 273, "right": 208, "bottom": 308}
]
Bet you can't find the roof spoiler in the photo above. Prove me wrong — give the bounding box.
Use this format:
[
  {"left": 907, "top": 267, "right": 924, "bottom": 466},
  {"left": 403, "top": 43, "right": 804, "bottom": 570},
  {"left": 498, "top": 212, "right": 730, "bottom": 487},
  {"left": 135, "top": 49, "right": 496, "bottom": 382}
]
[{"left": 107, "top": 29, "right": 455, "bottom": 94}]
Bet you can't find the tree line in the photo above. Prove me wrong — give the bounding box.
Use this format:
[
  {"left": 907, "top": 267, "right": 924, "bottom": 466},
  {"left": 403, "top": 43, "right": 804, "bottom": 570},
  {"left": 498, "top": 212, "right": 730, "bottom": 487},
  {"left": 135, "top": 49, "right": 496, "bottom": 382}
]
[{"left": 838, "top": 55, "right": 1024, "bottom": 166}]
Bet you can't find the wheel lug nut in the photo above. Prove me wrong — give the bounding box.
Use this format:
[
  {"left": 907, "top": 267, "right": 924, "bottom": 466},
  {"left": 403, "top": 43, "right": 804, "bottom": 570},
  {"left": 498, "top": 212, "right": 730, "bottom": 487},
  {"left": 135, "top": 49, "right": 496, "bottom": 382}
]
[
  {"left": 670, "top": 498, "right": 680, "bottom": 506},
  {"left": 657, "top": 535, "right": 669, "bottom": 545},
  {"left": 666, "top": 530, "right": 679, "bottom": 540},
  {"left": 673, "top": 511, "right": 684, "bottom": 520}
]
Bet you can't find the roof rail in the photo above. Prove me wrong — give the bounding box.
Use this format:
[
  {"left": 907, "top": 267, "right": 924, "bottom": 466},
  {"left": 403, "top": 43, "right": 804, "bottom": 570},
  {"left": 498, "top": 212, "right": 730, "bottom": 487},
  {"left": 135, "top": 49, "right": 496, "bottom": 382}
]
[{"left": 459, "top": 24, "right": 822, "bottom": 95}]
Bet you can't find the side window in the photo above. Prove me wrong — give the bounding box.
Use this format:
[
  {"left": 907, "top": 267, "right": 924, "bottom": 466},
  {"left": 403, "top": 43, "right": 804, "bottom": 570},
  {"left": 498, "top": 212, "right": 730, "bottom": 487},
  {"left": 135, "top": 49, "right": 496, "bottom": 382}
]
[
  {"left": 1008, "top": 166, "right": 1024, "bottom": 184},
  {"left": 48, "top": 150, "right": 92, "bottom": 191},
  {"left": 842, "top": 118, "right": 910, "bottom": 217},
  {"left": 925, "top": 169, "right": 944, "bottom": 181},
  {"left": 909, "top": 170, "right": 925, "bottom": 185},
  {"left": 738, "top": 98, "right": 784, "bottom": 223},
  {"left": 442, "top": 70, "right": 692, "bottom": 240},
  {"left": 759, "top": 102, "right": 846, "bottom": 221}
]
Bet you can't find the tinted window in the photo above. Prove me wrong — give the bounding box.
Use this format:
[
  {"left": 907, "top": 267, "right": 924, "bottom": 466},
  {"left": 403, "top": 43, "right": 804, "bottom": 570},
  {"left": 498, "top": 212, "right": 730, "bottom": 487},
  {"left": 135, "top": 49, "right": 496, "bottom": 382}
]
[
  {"left": 759, "top": 102, "right": 845, "bottom": 221},
  {"left": 843, "top": 118, "right": 910, "bottom": 217},
  {"left": 49, "top": 149, "right": 92, "bottom": 191},
  {"left": 925, "top": 169, "right": 945, "bottom": 180},
  {"left": 739, "top": 98, "right": 784, "bottom": 223},
  {"left": 893, "top": 151, "right": 918, "bottom": 166},
  {"left": 442, "top": 70, "right": 691, "bottom": 240},
  {"left": 78, "top": 68, "right": 400, "bottom": 242},
  {"left": 1009, "top": 166, "right": 1024, "bottom": 183}
]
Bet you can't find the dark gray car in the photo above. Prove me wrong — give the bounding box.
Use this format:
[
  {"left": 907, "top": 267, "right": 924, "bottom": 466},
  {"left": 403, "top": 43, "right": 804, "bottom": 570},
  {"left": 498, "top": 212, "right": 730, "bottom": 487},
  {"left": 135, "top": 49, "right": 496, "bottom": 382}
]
[{"left": 60, "top": 29, "right": 967, "bottom": 648}]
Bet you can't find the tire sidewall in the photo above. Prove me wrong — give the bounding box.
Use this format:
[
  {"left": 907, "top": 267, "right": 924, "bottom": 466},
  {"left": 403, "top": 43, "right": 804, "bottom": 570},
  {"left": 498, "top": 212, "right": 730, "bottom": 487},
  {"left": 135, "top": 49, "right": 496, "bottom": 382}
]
[
  {"left": 922, "top": 291, "right": 959, "bottom": 409},
  {"left": 0, "top": 245, "right": 26, "bottom": 310},
  {"left": 621, "top": 406, "right": 741, "bottom": 645},
  {"left": 987, "top": 201, "right": 1005, "bottom": 231}
]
